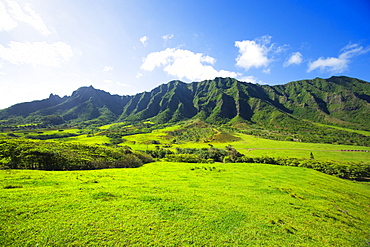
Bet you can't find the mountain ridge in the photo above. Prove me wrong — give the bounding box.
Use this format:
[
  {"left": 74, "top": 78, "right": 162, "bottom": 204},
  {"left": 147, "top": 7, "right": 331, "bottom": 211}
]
[{"left": 1, "top": 76, "right": 369, "bottom": 130}]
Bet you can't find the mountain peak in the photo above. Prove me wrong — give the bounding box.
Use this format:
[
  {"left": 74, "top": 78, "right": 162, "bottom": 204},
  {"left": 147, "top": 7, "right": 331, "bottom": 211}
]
[
  {"left": 48, "top": 93, "right": 61, "bottom": 99},
  {"left": 0, "top": 76, "right": 369, "bottom": 129}
]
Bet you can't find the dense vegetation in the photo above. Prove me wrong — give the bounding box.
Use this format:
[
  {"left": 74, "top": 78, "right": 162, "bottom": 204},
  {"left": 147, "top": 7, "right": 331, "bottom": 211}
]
[
  {"left": 231, "top": 122, "right": 370, "bottom": 146},
  {"left": 1, "top": 119, "right": 369, "bottom": 180},
  {"left": 0, "top": 138, "right": 152, "bottom": 170}
]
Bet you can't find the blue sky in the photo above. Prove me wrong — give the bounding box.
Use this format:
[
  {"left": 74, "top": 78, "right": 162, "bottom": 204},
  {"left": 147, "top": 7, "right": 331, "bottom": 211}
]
[{"left": 0, "top": 0, "right": 369, "bottom": 109}]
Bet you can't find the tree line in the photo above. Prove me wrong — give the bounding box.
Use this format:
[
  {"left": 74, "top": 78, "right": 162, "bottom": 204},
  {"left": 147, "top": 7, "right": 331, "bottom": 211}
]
[
  {"left": 146, "top": 146, "right": 370, "bottom": 180},
  {"left": 0, "top": 138, "right": 152, "bottom": 170}
]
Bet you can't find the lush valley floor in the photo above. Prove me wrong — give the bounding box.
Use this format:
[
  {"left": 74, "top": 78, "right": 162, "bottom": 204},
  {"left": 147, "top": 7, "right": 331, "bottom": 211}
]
[
  {"left": 1, "top": 121, "right": 370, "bottom": 246},
  {"left": 1, "top": 162, "right": 369, "bottom": 246}
]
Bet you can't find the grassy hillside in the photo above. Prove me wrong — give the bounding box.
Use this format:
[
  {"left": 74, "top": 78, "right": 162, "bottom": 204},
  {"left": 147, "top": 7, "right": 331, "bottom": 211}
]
[{"left": 1, "top": 162, "right": 369, "bottom": 246}]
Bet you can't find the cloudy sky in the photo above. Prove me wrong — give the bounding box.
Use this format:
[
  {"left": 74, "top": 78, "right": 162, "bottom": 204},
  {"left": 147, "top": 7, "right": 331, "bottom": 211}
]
[{"left": 0, "top": 0, "right": 369, "bottom": 109}]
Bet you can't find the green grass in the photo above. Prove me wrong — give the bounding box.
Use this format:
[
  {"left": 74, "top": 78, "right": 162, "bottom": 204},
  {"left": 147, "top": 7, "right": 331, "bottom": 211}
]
[
  {"left": 61, "top": 134, "right": 110, "bottom": 144},
  {"left": 161, "top": 133, "right": 369, "bottom": 163},
  {"left": 77, "top": 126, "right": 370, "bottom": 163},
  {"left": 230, "top": 133, "right": 370, "bottom": 163},
  {"left": 1, "top": 162, "right": 369, "bottom": 246},
  {"left": 3, "top": 123, "right": 369, "bottom": 163},
  {"left": 315, "top": 123, "right": 370, "bottom": 137},
  {"left": 98, "top": 123, "right": 128, "bottom": 130}
]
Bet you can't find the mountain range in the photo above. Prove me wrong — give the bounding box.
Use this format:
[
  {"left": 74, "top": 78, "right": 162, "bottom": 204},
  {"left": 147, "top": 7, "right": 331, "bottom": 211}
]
[{"left": 1, "top": 76, "right": 369, "bottom": 130}]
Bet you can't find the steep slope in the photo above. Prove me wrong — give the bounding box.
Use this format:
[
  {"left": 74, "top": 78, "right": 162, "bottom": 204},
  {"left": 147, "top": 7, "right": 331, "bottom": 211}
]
[
  {"left": 272, "top": 76, "right": 370, "bottom": 128},
  {"left": 0, "top": 86, "right": 132, "bottom": 125},
  {"left": 0, "top": 94, "right": 67, "bottom": 118},
  {"left": 0, "top": 76, "right": 369, "bottom": 130},
  {"left": 55, "top": 86, "right": 132, "bottom": 123},
  {"left": 118, "top": 80, "right": 197, "bottom": 123}
]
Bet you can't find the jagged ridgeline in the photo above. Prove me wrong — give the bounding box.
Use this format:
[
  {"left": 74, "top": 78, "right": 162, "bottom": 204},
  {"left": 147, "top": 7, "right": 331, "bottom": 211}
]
[{"left": 0, "top": 76, "right": 369, "bottom": 129}]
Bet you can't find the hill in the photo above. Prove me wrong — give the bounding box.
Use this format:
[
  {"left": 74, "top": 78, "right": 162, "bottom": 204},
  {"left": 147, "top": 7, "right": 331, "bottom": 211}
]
[
  {"left": 1, "top": 162, "right": 369, "bottom": 246},
  {"left": 0, "top": 76, "right": 369, "bottom": 130}
]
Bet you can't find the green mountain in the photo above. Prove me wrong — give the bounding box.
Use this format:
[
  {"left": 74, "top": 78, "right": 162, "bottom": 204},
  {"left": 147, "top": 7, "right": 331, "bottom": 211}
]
[{"left": 1, "top": 76, "right": 369, "bottom": 130}]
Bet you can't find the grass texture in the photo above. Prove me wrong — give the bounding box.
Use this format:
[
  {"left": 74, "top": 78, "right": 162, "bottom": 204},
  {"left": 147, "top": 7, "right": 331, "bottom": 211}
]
[{"left": 1, "top": 162, "right": 369, "bottom": 246}]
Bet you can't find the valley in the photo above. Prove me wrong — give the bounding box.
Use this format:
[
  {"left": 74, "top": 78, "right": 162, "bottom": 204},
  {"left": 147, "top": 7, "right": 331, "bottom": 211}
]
[{"left": 0, "top": 76, "right": 369, "bottom": 246}]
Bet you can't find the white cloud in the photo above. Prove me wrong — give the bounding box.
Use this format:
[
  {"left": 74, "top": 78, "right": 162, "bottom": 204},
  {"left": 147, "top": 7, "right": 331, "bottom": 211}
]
[
  {"left": 284, "top": 52, "right": 302, "bottom": 67},
  {"left": 4, "top": 0, "right": 50, "bottom": 35},
  {"left": 0, "top": 1, "right": 17, "bottom": 31},
  {"left": 0, "top": 41, "right": 73, "bottom": 67},
  {"left": 263, "top": 68, "right": 271, "bottom": 74},
  {"left": 104, "top": 80, "right": 129, "bottom": 88},
  {"left": 307, "top": 43, "right": 370, "bottom": 73},
  {"left": 140, "top": 36, "right": 148, "bottom": 46},
  {"left": 136, "top": 73, "right": 143, "bottom": 79},
  {"left": 162, "top": 34, "right": 174, "bottom": 42},
  {"left": 141, "top": 48, "right": 239, "bottom": 81},
  {"left": 238, "top": 75, "right": 264, "bottom": 84},
  {"left": 103, "top": 66, "right": 113, "bottom": 72},
  {"left": 235, "top": 35, "right": 274, "bottom": 71}
]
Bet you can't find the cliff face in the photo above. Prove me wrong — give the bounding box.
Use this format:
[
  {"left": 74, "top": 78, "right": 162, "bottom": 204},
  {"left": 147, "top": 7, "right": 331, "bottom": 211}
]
[{"left": 1, "top": 76, "right": 369, "bottom": 129}]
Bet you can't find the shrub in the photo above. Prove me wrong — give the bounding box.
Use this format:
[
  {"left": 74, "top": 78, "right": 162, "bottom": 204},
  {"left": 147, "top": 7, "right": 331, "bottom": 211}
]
[
  {"left": 163, "top": 154, "right": 210, "bottom": 163},
  {"left": 146, "top": 148, "right": 174, "bottom": 158},
  {"left": 0, "top": 138, "right": 152, "bottom": 171}
]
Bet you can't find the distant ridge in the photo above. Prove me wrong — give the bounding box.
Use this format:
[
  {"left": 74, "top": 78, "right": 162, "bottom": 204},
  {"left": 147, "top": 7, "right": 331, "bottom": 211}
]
[{"left": 0, "top": 76, "right": 369, "bottom": 129}]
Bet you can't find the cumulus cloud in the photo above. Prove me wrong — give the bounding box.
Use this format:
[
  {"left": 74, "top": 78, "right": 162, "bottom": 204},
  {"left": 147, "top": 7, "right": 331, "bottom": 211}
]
[
  {"left": 103, "top": 66, "right": 113, "bottom": 72},
  {"left": 141, "top": 48, "right": 239, "bottom": 81},
  {"left": 238, "top": 75, "right": 264, "bottom": 84},
  {"left": 1, "top": 0, "right": 50, "bottom": 35},
  {"left": 307, "top": 43, "right": 370, "bottom": 73},
  {"left": 235, "top": 35, "right": 274, "bottom": 71},
  {"left": 0, "top": 41, "right": 73, "bottom": 67},
  {"left": 284, "top": 52, "right": 302, "bottom": 67},
  {"left": 140, "top": 36, "right": 148, "bottom": 46}
]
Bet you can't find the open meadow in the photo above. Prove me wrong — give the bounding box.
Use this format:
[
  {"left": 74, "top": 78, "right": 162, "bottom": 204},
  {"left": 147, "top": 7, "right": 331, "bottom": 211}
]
[
  {"left": 27, "top": 124, "right": 368, "bottom": 163},
  {"left": 1, "top": 123, "right": 370, "bottom": 246},
  {"left": 0, "top": 0, "right": 369, "bottom": 245},
  {"left": 1, "top": 162, "right": 369, "bottom": 246}
]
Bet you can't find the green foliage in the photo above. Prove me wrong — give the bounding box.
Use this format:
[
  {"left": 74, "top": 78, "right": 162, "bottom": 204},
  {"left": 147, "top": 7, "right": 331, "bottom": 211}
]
[
  {"left": 225, "top": 144, "right": 244, "bottom": 162},
  {"left": 235, "top": 156, "right": 370, "bottom": 180},
  {"left": 147, "top": 145, "right": 369, "bottom": 180},
  {"left": 0, "top": 138, "right": 152, "bottom": 170},
  {"left": 41, "top": 115, "right": 64, "bottom": 126},
  {"left": 25, "top": 132, "right": 78, "bottom": 140},
  {"left": 163, "top": 154, "right": 212, "bottom": 163},
  {"left": 166, "top": 121, "right": 217, "bottom": 142},
  {"left": 232, "top": 121, "right": 370, "bottom": 146},
  {"left": 176, "top": 147, "right": 227, "bottom": 162},
  {"left": 145, "top": 147, "right": 174, "bottom": 158}
]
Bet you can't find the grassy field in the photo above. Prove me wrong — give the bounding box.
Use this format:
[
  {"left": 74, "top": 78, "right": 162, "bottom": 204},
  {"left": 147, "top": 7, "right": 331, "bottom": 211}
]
[
  {"left": 4, "top": 123, "right": 369, "bottom": 162},
  {"left": 315, "top": 123, "right": 370, "bottom": 137},
  {"left": 119, "top": 131, "right": 370, "bottom": 163},
  {"left": 2, "top": 123, "right": 369, "bottom": 163},
  {"left": 1, "top": 162, "right": 369, "bottom": 246},
  {"left": 1, "top": 123, "right": 370, "bottom": 246}
]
